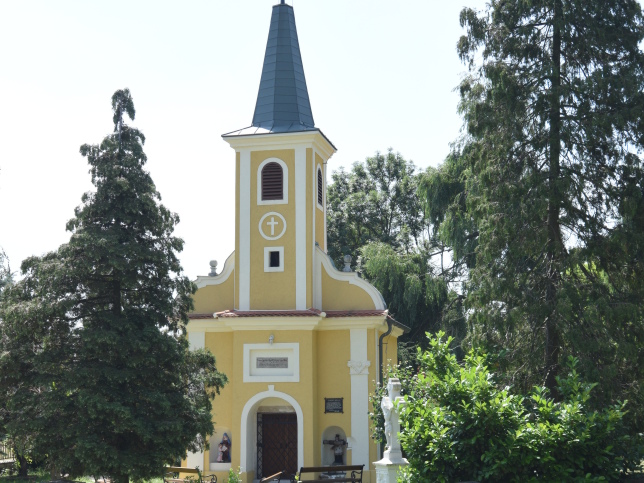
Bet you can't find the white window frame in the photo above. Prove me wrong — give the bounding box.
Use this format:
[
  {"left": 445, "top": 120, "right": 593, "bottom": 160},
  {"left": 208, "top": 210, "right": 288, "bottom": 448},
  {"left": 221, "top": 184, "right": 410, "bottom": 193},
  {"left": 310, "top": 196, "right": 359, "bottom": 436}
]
[
  {"left": 264, "top": 246, "right": 285, "bottom": 272},
  {"left": 316, "top": 164, "right": 324, "bottom": 211},
  {"left": 258, "top": 157, "right": 289, "bottom": 205}
]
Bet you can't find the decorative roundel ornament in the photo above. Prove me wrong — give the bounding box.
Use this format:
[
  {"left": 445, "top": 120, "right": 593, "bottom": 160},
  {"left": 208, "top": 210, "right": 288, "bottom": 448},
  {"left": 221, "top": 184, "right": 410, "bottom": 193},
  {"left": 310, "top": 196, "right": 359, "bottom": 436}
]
[{"left": 259, "top": 212, "right": 287, "bottom": 240}]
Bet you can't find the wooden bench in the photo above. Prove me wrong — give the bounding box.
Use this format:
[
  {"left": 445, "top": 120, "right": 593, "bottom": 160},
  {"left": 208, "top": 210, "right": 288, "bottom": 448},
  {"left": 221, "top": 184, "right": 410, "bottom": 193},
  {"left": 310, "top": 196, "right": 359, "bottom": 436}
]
[
  {"left": 259, "top": 470, "right": 294, "bottom": 482},
  {"left": 296, "top": 465, "right": 364, "bottom": 482},
  {"left": 164, "top": 466, "right": 217, "bottom": 483}
]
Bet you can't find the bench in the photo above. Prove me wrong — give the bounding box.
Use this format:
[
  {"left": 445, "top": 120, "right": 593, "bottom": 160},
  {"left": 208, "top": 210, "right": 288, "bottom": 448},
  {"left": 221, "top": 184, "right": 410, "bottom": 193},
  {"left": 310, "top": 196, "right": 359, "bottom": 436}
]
[
  {"left": 259, "top": 470, "right": 294, "bottom": 482},
  {"left": 296, "top": 465, "right": 364, "bottom": 482},
  {"left": 164, "top": 466, "right": 217, "bottom": 483}
]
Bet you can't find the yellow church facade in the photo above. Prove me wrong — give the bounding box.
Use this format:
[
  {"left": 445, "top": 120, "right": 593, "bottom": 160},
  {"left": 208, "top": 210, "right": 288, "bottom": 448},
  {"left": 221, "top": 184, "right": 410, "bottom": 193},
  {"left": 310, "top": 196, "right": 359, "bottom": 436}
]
[{"left": 184, "top": 2, "right": 406, "bottom": 482}]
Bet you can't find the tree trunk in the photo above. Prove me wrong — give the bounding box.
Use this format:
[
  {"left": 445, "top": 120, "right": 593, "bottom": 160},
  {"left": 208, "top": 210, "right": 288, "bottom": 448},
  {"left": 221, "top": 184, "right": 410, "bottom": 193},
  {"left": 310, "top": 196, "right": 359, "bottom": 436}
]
[
  {"left": 113, "top": 472, "right": 130, "bottom": 483},
  {"left": 545, "top": 0, "right": 563, "bottom": 396},
  {"left": 16, "top": 453, "right": 28, "bottom": 478}
]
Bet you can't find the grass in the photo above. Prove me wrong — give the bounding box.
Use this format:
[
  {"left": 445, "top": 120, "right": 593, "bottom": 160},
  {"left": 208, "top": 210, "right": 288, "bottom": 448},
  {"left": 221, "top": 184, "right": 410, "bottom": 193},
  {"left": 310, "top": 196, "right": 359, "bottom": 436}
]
[{"left": 0, "top": 471, "right": 163, "bottom": 483}]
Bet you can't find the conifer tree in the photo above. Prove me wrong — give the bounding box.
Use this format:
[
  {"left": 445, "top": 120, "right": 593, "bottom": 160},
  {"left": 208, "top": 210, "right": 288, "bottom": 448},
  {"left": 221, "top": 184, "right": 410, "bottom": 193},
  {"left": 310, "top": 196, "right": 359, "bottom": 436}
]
[
  {"left": 454, "top": 0, "right": 644, "bottom": 417},
  {"left": 0, "top": 89, "right": 227, "bottom": 481}
]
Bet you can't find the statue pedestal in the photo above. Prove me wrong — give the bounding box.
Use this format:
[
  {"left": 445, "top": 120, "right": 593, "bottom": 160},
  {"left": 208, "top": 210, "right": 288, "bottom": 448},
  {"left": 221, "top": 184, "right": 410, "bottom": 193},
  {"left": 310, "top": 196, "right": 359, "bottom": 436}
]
[{"left": 373, "top": 452, "right": 408, "bottom": 483}]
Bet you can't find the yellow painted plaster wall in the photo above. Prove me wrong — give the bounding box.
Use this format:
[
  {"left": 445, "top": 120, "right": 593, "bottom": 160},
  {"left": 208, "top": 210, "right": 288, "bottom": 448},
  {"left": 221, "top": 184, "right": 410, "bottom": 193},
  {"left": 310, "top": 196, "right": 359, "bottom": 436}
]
[
  {"left": 204, "top": 332, "right": 234, "bottom": 480},
  {"left": 250, "top": 149, "right": 296, "bottom": 309},
  {"left": 316, "top": 330, "right": 352, "bottom": 465},
  {"left": 192, "top": 277, "right": 234, "bottom": 314},
  {"left": 321, "top": 270, "right": 377, "bottom": 311},
  {"left": 230, "top": 329, "right": 318, "bottom": 468},
  {"left": 315, "top": 153, "right": 325, "bottom": 250}
]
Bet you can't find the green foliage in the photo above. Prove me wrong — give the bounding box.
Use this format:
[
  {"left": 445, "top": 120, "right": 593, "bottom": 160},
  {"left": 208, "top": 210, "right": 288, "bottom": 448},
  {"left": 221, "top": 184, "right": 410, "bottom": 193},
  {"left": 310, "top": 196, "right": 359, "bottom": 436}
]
[
  {"left": 0, "top": 89, "right": 227, "bottom": 483},
  {"left": 425, "top": 0, "right": 644, "bottom": 428},
  {"left": 399, "top": 333, "right": 643, "bottom": 483},
  {"left": 0, "top": 249, "right": 11, "bottom": 295},
  {"left": 327, "top": 151, "right": 466, "bottom": 351},
  {"left": 326, "top": 150, "right": 425, "bottom": 268},
  {"left": 225, "top": 467, "right": 243, "bottom": 483}
]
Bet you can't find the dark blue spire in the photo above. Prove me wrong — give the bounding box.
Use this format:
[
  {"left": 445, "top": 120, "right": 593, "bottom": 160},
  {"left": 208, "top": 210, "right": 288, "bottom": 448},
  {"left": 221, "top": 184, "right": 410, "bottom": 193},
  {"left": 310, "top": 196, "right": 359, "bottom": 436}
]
[{"left": 251, "top": 2, "right": 315, "bottom": 132}]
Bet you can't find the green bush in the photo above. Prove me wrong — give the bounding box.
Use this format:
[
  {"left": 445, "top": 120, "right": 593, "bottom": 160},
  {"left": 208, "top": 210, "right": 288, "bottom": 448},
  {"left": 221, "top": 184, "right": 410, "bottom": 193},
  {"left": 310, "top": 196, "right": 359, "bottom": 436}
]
[{"left": 398, "top": 333, "right": 643, "bottom": 483}]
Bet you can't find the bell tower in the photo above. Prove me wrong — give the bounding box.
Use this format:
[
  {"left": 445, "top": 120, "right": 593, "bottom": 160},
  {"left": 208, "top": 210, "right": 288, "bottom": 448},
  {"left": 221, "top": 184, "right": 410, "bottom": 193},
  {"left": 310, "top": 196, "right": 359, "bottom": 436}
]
[{"left": 223, "top": 0, "right": 336, "bottom": 311}]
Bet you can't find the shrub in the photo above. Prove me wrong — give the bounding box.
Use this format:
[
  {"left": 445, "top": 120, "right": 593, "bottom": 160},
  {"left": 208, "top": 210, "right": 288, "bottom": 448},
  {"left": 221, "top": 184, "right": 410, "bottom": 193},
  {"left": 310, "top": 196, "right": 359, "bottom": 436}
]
[{"left": 398, "top": 333, "right": 643, "bottom": 482}]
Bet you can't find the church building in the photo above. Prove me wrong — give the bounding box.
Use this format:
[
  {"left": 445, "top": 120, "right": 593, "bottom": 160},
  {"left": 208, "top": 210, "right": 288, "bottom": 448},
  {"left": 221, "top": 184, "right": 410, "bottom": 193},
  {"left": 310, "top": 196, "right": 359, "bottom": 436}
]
[{"left": 185, "top": 2, "right": 406, "bottom": 482}]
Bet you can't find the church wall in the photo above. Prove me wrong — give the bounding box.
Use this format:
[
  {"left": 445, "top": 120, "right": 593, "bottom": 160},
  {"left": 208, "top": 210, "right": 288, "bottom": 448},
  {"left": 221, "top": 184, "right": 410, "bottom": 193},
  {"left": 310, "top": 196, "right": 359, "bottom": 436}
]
[
  {"left": 230, "top": 329, "right": 317, "bottom": 466},
  {"left": 367, "top": 328, "right": 378, "bottom": 466},
  {"left": 192, "top": 279, "right": 234, "bottom": 314},
  {"left": 321, "top": 270, "right": 377, "bottom": 310},
  {"left": 315, "top": 152, "right": 325, "bottom": 250},
  {"left": 316, "top": 330, "right": 352, "bottom": 464},
  {"left": 204, "top": 332, "right": 234, "bottom": 473},
  {"left": 249, "top": 149, "right": 297, "bottom": 309}
]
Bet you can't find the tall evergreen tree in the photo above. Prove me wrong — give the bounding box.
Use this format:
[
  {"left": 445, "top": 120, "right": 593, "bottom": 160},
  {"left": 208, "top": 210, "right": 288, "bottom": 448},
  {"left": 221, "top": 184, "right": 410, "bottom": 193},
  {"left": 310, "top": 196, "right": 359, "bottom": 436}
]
[
  {"left": 0, "top": 89, "right": 227, "bottom": 482},
  {"left": 455, "top": 0, "right": 644, "bottom": 418}
]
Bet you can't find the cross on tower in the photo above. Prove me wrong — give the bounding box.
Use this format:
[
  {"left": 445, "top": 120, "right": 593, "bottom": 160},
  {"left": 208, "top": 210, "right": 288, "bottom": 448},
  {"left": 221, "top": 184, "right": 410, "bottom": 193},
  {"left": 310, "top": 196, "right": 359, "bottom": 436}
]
[{"left": 266, "top": 216, "right": 279, "bottom": 236}]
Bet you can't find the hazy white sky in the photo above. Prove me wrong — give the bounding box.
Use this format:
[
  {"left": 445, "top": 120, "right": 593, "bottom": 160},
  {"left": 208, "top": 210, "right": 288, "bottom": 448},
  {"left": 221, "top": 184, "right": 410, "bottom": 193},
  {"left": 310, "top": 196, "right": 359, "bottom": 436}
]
[{"left": 0, "top": 0, "right": 487, "bottom": 280}]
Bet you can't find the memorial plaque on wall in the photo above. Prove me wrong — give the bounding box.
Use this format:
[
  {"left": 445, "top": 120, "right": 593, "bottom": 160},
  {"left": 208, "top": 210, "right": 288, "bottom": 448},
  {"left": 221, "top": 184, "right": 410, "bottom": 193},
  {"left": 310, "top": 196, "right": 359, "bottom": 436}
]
[
  {"left": 256, "top": 357, "right": 289, "bottom": 369},
  {"left": 324, "top": 397, "right": 344, "bottom": 413}
]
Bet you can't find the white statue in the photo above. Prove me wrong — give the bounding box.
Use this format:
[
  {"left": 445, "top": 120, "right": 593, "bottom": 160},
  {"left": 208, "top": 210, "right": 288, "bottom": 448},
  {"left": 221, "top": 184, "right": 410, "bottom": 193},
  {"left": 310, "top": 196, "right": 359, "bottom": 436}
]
[
  {"left": 374, "top": 378, "right": 409, "bottom": 483},
  {"left": 381, "top": 378, "right": 404, "bottom": 460}
]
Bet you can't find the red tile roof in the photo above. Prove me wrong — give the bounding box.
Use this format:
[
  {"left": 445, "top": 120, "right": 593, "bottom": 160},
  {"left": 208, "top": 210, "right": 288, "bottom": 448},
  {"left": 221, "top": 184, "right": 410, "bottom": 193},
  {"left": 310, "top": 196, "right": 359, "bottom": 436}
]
[{"left": 188, "top": 309, "right": 388, "bottom": 319}]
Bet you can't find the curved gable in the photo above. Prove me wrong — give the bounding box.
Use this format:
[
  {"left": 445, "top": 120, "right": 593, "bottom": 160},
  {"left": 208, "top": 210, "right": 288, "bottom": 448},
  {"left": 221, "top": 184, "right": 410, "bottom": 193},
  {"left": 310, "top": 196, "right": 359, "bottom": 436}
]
[{"left": 315, "top": 246, "right": 386, "bottom": 311}]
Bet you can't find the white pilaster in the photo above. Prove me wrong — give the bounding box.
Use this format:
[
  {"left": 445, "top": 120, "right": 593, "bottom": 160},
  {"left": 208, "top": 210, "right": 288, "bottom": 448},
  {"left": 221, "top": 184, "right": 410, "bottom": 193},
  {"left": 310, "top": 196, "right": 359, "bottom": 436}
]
[
  {"left": 295, "top": 146, "right": 307, "bottom": 310},
  {"left": 239, "top": 149, "right": 251, "bottom": 310},
  {"left": 348, "top": 328, "right": 370, "bottom": 467}
]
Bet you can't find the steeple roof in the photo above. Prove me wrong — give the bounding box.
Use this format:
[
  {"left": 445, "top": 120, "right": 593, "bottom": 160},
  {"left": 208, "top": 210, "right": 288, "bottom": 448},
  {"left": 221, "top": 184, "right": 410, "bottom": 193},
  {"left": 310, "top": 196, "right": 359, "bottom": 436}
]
[
  {"left": 224, "top": 1, "right": 328, "bottom": 138},
  {"left": 252, "top": 1, "right": 314, "bottom": 131}
]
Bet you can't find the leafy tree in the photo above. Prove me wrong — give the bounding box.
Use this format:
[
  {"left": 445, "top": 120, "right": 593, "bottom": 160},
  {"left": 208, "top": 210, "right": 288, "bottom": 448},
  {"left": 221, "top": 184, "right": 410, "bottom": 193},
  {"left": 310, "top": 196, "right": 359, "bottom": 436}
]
[
  {"left": 327, "top": 151, "right": 466, "bottom": 351},
  {"left": 0, "top": 249, "right": 10, "bottom": 295},
  {"left": 452, "top": 0, "right": 644, "bottom": 410},
  {"left": 398, "top": 333, "right": 643, "bottom": 483},
  {"left": 0, "top": 89, "right": 227, "bottom": 483},
  {"left": 326, "top": 150, "right": 425, "bottom": 268}
]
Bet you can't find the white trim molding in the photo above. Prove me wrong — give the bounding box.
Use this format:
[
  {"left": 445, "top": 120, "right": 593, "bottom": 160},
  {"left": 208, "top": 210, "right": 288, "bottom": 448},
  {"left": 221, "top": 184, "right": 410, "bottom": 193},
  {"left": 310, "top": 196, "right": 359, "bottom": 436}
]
[
  {"left": 349, "top": 329, "right": 370, "bottom": 468},
  {"left": 240, "top": 386, "right": 304, "bottom": 474},
  {"left": 239, "top": 149, "right": 251, "bottom": 311},
  {"left": 295, "top": 146, "right": 307, "bottom": 310},
  {"left": 259, "top": 212, "right": 287, "bottom": 241},
  {"left": 194, "top": 252, "right": 235, "bottom": 289},
  {"left": 257, "top": 157, "right": 289, "bottom": 205},
  {"left": 347, "top": 360, "right": 371, "bottom": 375},
  {"left": 316, "top": 164, "right": 324, "bottom": 212},
  {"left": 243, "top": 342, "right": 300, "bottom": 383},
  {"left": 314, "top": 245, "right": 387, "bottom": 310},
  {"left": 264, "top": 246, "right": 285, "bottom": 272},
  {"left": 223, "top": 130, "right": 336, "bottom": 161}
]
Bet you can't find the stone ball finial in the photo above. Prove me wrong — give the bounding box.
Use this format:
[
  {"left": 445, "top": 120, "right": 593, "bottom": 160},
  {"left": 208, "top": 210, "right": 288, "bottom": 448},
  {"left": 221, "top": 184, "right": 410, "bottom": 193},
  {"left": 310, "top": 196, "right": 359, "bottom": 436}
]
[
  {"left": 209, "top": 260, "right": 218, "bottom": 277},
  {"left": 343, "top": 254, "right": 352, "bottom": 272}
]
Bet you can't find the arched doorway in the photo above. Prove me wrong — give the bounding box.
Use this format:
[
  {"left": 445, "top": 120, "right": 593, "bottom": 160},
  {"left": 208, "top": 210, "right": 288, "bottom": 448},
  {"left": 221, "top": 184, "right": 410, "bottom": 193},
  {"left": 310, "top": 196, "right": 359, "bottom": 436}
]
[
  {"left": 240, "top": 387, "right": 304, "bottom": 479},
  {"left": 257, "top": 411, "right": 297, "bottom": 478}
]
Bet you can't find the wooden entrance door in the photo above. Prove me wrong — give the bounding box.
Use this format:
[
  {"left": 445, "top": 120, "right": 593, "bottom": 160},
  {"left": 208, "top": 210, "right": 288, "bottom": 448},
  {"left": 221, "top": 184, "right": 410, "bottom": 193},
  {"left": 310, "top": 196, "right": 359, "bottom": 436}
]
[{"left": 257, "top": 412, "right": 297, "bottom": 478}]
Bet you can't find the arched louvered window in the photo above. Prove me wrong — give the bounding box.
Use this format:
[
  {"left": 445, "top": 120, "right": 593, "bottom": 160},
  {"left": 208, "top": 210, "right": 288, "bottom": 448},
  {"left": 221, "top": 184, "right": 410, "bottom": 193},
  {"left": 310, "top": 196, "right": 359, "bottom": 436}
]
[
  {"left": 261, "top": 162, "right": 283, "bottom": 201},
  {"left": 317, "top": 167, "right": 323, "bottom": 206}
]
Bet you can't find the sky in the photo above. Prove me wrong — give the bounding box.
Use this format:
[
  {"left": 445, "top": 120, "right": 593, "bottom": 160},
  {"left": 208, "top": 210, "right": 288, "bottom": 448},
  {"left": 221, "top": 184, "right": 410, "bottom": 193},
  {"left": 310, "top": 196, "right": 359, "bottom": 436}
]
[{"left": 0, "top": 0, "right": 487, "bottom": 280}]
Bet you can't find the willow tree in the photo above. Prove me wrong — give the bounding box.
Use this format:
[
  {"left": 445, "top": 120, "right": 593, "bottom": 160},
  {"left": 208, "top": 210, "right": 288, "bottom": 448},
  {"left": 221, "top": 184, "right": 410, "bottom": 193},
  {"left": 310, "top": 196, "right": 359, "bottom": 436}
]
[
  {"left": 456, "top": 0, "right": 644, "bottom": 415},
  {"left": 0, "top": 90, "right": 227, "bottom": 482}
]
